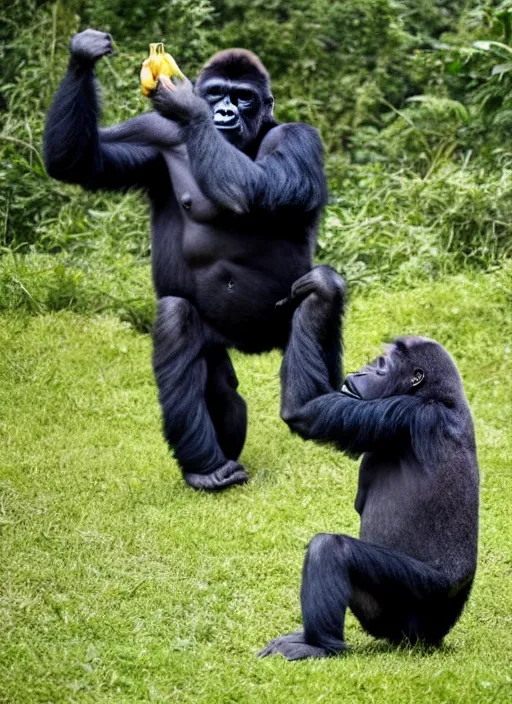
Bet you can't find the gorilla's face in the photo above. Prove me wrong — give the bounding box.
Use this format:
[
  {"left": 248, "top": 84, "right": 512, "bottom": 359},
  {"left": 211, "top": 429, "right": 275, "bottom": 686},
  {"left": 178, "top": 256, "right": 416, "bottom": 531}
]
[
  {"left": 197, "top": 78, "right": 268, "bottom": 150},
  {"left": 342, "top": 340, "right": 425, "bottom": 401}
]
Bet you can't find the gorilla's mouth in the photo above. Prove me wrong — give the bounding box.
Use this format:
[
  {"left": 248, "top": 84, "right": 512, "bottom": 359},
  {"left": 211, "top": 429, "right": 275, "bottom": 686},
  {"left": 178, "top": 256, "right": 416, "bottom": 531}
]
[
  {"left": 341, "top": 376, "right": 362, "bottom": 399},
  {"left": 214, "top": 114, "right": 241, "bottom": 131}
]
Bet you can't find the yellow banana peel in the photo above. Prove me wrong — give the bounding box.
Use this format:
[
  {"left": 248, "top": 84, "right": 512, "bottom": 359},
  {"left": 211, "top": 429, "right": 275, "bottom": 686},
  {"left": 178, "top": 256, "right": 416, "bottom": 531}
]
[
  {"left": 140, "top": 64, "right": 157, "bottom": 96},
  {"left": 140, "top": 43, "right": 185, "bottom": 96}
]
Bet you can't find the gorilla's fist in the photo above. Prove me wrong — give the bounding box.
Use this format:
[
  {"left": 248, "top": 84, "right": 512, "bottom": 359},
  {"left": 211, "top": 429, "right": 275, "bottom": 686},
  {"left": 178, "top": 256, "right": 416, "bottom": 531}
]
[
  {"left": 277, "top": 265, "right": 346, "bottom": 311},
  {"left": 70, "top": 29, "right": 113, "bottom": 65}
]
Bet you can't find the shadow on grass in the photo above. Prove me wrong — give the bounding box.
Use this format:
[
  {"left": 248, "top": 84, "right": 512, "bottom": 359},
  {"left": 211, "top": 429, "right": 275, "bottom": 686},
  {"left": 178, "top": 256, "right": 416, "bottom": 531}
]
[{"left": 354, "top": 638, "right": 458, "bottom": 659}]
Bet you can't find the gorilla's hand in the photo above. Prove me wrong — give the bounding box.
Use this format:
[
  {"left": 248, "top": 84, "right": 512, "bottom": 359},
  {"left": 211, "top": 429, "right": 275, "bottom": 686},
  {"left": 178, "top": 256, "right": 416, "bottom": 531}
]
[
  {"left": 70, "top": 29, "right": 113, "bottom": 65},
  {"left": 152, "top": 76, "right": 210, "bottom": 124},
  {"left": 276, "top": 265, "right": 346, "bottom": 311}
]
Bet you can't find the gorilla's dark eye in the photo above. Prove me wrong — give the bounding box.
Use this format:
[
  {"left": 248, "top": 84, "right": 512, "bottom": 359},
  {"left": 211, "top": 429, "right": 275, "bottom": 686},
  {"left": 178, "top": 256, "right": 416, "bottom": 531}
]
[
  {"left": 205, "top": 87, "right": 224, "bottom": 102},
  {"left": 235, "top": 90, "right": 254, "bottom": 105}
]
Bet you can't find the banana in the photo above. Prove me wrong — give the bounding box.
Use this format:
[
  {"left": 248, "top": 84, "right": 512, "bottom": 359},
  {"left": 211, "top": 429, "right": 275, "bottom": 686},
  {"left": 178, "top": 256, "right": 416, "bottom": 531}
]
[
  {"left": 160, "top": 50, "right": 185, "bottom": 81},
  {"left": 140, "top": 64, "right": 157, "bottom": 97},
  {"left": 140, "top": 43, "right": 185, "bottom": 96}
]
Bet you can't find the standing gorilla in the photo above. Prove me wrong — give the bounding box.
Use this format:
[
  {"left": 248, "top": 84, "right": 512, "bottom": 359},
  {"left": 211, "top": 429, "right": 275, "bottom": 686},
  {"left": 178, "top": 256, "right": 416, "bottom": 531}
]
[
  {"left": 260, "top": 266, "right": 479, "bottom": 659},
  {"left": 44, "top": 30, "right": 327, "bottom": 491}
]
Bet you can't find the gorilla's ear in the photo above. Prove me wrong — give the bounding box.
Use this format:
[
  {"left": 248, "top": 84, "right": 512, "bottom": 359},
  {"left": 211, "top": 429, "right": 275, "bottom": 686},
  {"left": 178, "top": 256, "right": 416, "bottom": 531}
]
[
  {"left": 412, "top": 368, "right": 425, "bottom": 388},
  {"left": 264, "top": 96, "right": 274, "bottom": 115}
]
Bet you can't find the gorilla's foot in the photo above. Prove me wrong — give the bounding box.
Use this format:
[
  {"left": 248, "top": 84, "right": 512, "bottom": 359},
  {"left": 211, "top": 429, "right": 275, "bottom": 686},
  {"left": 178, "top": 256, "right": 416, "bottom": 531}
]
[
  {"left": 184, "top": 460, "right": 249, "bottom": 491},
  {"left": 259, "top": 632, "right": 347, "bottom": 661}
]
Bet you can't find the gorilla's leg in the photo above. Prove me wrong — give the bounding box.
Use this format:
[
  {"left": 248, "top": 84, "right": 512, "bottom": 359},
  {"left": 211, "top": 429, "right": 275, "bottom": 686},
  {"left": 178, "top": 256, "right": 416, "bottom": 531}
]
[
  {"left": 206, "top": 348, "right": 247, "bottom": 461},
  {"left": 260, "top": 534, "right": 453, "bottom": 660},
  {"left": 153, "top": 297, "right": 249, "bottom": 490}
]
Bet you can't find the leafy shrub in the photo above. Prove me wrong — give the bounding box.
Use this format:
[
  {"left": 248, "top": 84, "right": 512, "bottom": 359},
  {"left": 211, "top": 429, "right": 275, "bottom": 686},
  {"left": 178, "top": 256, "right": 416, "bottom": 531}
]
[{"left": 320, "top": 161, "right": 512, "bottom": 287}]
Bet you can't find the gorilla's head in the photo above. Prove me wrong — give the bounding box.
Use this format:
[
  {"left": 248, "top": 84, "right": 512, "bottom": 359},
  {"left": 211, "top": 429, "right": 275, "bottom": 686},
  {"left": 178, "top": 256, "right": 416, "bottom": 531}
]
[
  {"left": 342, "top": 337, "right": 464, "bottom": 404},
  {"left": 195, "top": 49, "right": 275, "bottom": 151}
]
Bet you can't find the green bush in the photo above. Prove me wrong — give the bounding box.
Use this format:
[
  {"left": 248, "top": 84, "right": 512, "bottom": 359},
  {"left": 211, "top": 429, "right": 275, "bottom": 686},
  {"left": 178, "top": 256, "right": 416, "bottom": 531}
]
[{"left": 319, "top": 161, "right": 512, "bottom": 286}]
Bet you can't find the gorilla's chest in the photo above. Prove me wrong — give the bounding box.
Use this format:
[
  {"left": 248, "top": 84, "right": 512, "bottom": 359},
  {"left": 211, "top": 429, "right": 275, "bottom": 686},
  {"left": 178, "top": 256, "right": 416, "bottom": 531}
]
[
  {"left": 163, "top": 147, "right": 219, "bottom": 222},
  {"left": 161, "top": 146, "right": 259, "bottom": 268}
]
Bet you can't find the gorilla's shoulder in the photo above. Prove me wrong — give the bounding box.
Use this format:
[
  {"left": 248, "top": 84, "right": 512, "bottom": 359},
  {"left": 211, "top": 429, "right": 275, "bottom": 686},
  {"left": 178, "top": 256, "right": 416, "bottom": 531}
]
[
  {"left": 259, "top": 122, "right": 324, "bottom": 156},
  {"left": 268, "top": 122, "right": 322, "bottom": 140}
]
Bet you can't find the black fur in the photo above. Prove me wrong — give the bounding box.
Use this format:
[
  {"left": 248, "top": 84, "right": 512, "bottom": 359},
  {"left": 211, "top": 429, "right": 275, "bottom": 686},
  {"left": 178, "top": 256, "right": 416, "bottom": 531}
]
[
  {"left": 185, "top": 119, "right": 327, "bottom": 215},
  {"left": 44, "top": 31, "right": 327, "bottom": 490},
  {"left": 43, "top": 59, "right": 163, "bottom": 190},
  {"left": 261, "top": 266, "right": 479, "bottom": 660},
  {"left": 197, "top": 48, "right": 273, "bottom": 102}
]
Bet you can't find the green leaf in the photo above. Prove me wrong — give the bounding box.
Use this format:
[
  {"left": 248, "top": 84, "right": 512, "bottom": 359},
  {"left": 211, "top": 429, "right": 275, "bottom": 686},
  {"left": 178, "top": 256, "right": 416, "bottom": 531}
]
[
  {"left": 473, "top": 40, "right": 493, "bottom": 51},
  {"left": 491, "top": 63, "right": 512, "bottom": 76}
]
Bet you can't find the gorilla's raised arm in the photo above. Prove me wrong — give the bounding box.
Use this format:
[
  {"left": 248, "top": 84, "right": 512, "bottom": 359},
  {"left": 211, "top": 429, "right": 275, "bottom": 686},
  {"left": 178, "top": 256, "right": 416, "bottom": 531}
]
[
  {"left": 44, "top": 29, "right": 169, "bottom": 191},
  {"left": 99, "top": 112, "right": 183, "bottom": 148}
]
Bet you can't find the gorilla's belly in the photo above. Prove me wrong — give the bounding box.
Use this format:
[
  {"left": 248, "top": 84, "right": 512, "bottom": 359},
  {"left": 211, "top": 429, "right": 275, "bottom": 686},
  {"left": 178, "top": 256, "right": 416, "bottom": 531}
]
[
  {"left": 180, "top": 222, "right": 310, "bottom": 350},
  {"left": 182, "top": 221, "right": 251, "bottom": 266},
  {"left": 194, "top": 260, "right": 292, "bottom": 351}
]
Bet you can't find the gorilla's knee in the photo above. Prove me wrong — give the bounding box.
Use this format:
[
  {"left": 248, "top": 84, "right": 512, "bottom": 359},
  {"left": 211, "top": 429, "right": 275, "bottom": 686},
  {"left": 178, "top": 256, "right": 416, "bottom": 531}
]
[
  {"left": 308, "top": 533, "right": 337, "bottom": 560},
  {"left": 307, "top": 533, "right": 349, "bottom": 567},
  {"left": 280, "top": 406, "right": 307, "bottom": 436},
  {"left": 157, "top": 295, "right": 194, "bottom": 325},
  {"left": 154, "top": 296, "right": 199, "bottom": 343},
  {"left": 280, "top": 406, "right": 294, "bottom": 426}
]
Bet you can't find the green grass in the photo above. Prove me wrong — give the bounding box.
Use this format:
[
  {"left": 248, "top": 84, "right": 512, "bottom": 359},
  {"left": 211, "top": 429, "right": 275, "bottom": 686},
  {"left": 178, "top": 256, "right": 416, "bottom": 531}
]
[{"left": 1, "top": 270, "right": 511, "bottom": 703}]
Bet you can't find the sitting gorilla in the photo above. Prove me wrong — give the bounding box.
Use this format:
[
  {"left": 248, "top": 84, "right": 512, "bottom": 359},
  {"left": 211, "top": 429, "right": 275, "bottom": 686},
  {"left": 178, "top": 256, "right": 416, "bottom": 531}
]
[
  {"left": 260, "top": 267, "right": 479, "bottom": 660},
  {"left": 44, "top": 30, "right": 327, "bottom": 491}
]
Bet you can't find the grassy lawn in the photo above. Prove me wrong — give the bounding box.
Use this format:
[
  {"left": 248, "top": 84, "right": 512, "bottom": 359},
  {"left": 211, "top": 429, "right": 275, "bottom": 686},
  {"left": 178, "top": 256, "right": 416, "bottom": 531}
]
[{"left": 1, "top": 270, "right": 511, "bottom": 703}]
